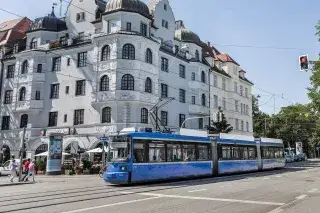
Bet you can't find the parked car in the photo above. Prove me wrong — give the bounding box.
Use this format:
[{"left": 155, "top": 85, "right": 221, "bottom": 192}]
[
  {"left": 285, "top": 153, "right": 293, "bottom": 163},
  {"left": 296, "top": 153, "right": 307, "bottom": 161},
  {"left": 0, "top": 159, "right": 21, "bottom": 176}
]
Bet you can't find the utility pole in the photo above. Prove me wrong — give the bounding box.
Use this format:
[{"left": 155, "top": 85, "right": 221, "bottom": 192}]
[
  {"left": 155, "top": 106, "right": 159, "bottom": 131},
  {"left": 18, "top": 127, "right": 26, "bottom": 182},
  {"left": 264, "top": 117, "right": 267, "bottom": 137}
]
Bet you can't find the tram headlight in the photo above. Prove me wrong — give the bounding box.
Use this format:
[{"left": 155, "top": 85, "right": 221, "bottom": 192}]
[{"left": 120, "top": 166, "right": 127, "bottom": 171}]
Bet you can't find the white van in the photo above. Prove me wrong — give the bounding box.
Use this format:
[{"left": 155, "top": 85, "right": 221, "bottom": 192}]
[{"left": 0, "top": 159, "right": 21, "bottom": 176}]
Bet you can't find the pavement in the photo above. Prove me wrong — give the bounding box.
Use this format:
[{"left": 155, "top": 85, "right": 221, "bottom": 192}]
[{"left": 0, "top": 161, "right": 320, "bottom": 213}]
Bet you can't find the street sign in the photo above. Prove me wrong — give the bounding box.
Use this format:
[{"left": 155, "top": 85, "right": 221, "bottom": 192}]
[
  {"left": 100, "top": 136, "right": 107, "bottom": 141},
  {"left": 208, "top": 134, "right": 219, "bottom": 141}
]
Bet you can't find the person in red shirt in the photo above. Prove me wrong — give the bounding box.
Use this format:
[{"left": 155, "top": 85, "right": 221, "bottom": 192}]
[{"left": 21, "top": 158, "right": 30, "bottom": 181}]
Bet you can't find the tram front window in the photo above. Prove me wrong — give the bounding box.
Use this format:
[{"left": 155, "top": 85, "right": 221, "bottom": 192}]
[{"left": 109, "top": 135, "right": 131, "bottom": 162}]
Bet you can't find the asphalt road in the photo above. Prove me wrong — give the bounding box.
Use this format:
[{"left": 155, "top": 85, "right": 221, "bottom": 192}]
[{"left": 0, "top": 161, "right": 320, "bottom": 213}]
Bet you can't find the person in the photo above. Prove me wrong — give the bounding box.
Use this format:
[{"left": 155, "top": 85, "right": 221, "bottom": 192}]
[
  {"left": 21, "top": 158, "right": 30, "bottom": 181},
  {"left": 26, "top": 159, "right": 35, "bottom": 182},
  {"left": 9, "top": 159, "right": 18, "bottom": 182}
]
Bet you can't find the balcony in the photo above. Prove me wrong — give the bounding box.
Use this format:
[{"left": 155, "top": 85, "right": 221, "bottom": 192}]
[
  {"left": 48, "top": 35, "right": 91, "bottom": 50},
  {"left": 189, "top": 105, "right": 210, "bottom": 115},
  {"left": 189, "top": 81, "right": 209, "bottom": 91},
  {"left": 14, "top": 73, "right": 45, "bottom": 84},
  {"left": 12, "top": 100, "right": 44, "bottom": 113}
]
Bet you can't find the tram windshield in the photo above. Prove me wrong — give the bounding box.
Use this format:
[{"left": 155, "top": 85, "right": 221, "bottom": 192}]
[{"left": 109, "top": 135, "right": 131, "bottom": 162}]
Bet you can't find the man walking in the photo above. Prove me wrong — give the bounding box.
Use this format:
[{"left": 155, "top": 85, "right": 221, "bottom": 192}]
[
  {"left": 21, "top": 158, "right": 30, "bottom": 182},
  {"left": 9, "top": 159, "right": 18, "bottom": 182},
  {"left": 26, "top": 159, "right": 35, "bottom": 182}
]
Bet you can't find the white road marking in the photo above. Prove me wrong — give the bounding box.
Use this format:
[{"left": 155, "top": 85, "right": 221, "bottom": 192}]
[
  {"left": 139, "top": 193, "right": 285, "bottom": 206},
  {"left": 263, "top": 177, "right": 270, "bottom": 180},
  {"left": 308, "top": 188, "right": 318, "bottom": 193},
  {"left": 275, "top": 175, "right": 282, "bottom": 178},
  {"left": 59, "top": 196, "right": 162, "bottom": 213},
  {"left": 188, "top": 189, "right": 207, "bottom": 193},
  {"left": 295, "top": 194, "right": 307, "bottom": 200}
]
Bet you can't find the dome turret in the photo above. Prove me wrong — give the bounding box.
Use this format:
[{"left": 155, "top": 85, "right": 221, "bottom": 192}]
[
  {"left": 174, "top": 20, "right": 201, "bottom": 45},
  {"left": 105, "top": 0, "right": 151, "bottom": 19}
]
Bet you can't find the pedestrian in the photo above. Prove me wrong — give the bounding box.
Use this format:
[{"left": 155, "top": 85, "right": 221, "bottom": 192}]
[
  {"left": 9, "top": 159, "right": 18, "bottom": 182},
  {"left": 21, "top": 158, "right": 30, "bottom": 182},
  {"left": 26, "top": 159, "right": 35, "bottom": 182}
]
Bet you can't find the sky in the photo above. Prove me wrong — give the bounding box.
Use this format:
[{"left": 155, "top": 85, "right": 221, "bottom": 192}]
[{"left": 0, "top": 0, "right": 319, "bottom": 114}]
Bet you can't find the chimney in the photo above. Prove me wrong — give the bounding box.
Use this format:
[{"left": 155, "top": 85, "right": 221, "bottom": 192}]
[{"left": 206, "top": 41, "right": 211, "bottom": 47}]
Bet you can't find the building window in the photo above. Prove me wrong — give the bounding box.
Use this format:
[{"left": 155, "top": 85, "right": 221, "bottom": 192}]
[
  {"left": 48, "top": 112, "right": 58, "bottom": 127},
  {"left": 245, "top": 88, "right": 248, "bottom": 97},
  {"left": 13, "top": 44, "right": 19, "bottom": 53},
  {"left": 141, "top": 108, "right": 148, "bottom": 124},
  {"left": 161, "top": 111, "right": 168, "bottom": 126},
  {"left": 222, "top": 98, "right": 226, "bottom": 110},
  {"left": 195, "top": 50, "right": 199, "bottom": 61},
  {"left": 30, "top": 38, "right": 37, "bottom": 49},
  {"left": 213, "top": 75, "right": 217, "bottom": 87},
  {"left": 240, "top": 85, "right": 243, "bottom": 96},
  {"left": 52, "top": 57, "right": 61, "bottom": 71},
  {"left": 145, "top": 77, "right": 152, "bottom": 93},
  {"left": 50, "top": 84, "right": 60, "bottom": 99},
  {"left": 78, "top": 32, "right": 85, "bottom": 41},
  {"left": 67, "top": 58, "right": 71, "bottom": 66},
  {"left": 179, "top": 89, "right": 186, "bottom": 103},
  {"left": 145, "top": 48, "right": 153, "bottom": 64},
  {"left": 76, "top": 80, "right": 86, "bottom": 95},
  {"left": 20, "top": 114, "right": 28, "bottom": 128},
  {"left": 7, "top": 65, "right": 15, "bottom": 78},
  {"left": 175, "top": 45, "right": 179, "bottom": 54},
  {"left": 76, "top": 12, "right": 85, "bottom": 22},
  {"left": 235, "top": 119, "right": 239, "bottom": 130},
  {"left": 140, "top": 22, "right": 147, "bottom": 36},
  {"left": 246, "top": 122, "right": 249, "bottom": 132},
  {"left": 234, "top": 82, "right": 238, "bottom": 93},
  {"left": 37, "top": 64, "right": 42, "bottom": 73},
  {"left": 179, "top": 114, "right": 186, "bottom": 128},
  {"left": 214, "top": 95, "right": 218, "bottom": 108},
  {"left": 101, "top": 45, "right": 111, "bottom": 61},
  {"left": 126, "top": 22, "right": 131, "bottom": 31},
  {"left": 35, "top": 91, "right": 40, "bottom": 100},
  {"left": 122, "top": 44, "right": 135, "bottom": 60},
  {"left": 199, "top": 118, "right": 203, "bottom": 129},
  {"left": 240, "top": 103, "right": 243, "bottom": 114},
  {"left": 201, "top": 71, "right": 206, "bottom": 83},
  {"left": 246, "top": 105, "right": 249, "bottom": 115},
  {"left": 179, "top": 64, "right": 185, "bottom": 78},
  {"left": 4, "top": 90, "right": 12, "bottom": 104},
  {"left": 162, "top": 20, "right": 168, "bottom": 29},
  {"left": 100, "top": 75, "right": 109, "bottom": 91},
  {"left": 19, "top": 87, "right": 26, "bottom": 101},
  {"left": 222, "top": 78, "right": 226, "bottom": 90},
  {"left": 21, "top": 60, "right": 28, "bottom": 74},
  {"left": 1, "top": 116, "right": 10, "bottom": 130},
  {"left": 241, "top": 120, "right": 244, "bottom": 131},
  {"left": 65, "top": 86, "right": 69, "bottom": 94},
  {"left": 161, "top": 83, "right": 168, "bottom": 98},
  {"left": 201, "top": 94, "right": 206, "bottom": 106},
  {"left": 102, "top": 107, "right": 111, "bottom": 123},
  {"left": 64, "top": 114, "right": 68, "bottom": 123},
  {"left": 235, "top": 100, "right": 239, "bottom": 112},
  {"left": 164, "top": 3, "right": 167, "bottom": 10},
  {"left": 192, "top": 96, "right": 196, "bottom": 104},
  {"left": 161, "top": 57, "right": 169, "bottom": 72},
  {"left": 77, "top": 52, "right": 87, "bottom": 67},
  {"left": 121, "top": 74, "right": 134, "bottom": 90},
  {"left": 60, "top": 36, "right": 67, "bottom": 46},
  {"left": 74, "top": 109, "right": 84, "bottom": 125},
  {"left": 191, "top": 72, "right": 195, "bottom": 81}
]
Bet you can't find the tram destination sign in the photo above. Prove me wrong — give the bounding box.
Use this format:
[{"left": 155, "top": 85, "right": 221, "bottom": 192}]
[{"left": 207, "top": 134, "right": 219, "bottom": 140}]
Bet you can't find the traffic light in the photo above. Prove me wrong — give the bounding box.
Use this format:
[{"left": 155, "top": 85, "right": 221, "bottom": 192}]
[{"left": 299, "top": 55, "right": 309, "bottom": 71}]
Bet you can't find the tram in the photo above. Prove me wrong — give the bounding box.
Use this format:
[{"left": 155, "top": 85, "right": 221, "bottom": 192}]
[{"left": 104, "top": 129, "right": 285, "bottom": 184}]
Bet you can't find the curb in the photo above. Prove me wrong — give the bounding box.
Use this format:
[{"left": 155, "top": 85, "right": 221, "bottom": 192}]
[{"left": 0, "top": 182, "right": 35, "bottom": 187}]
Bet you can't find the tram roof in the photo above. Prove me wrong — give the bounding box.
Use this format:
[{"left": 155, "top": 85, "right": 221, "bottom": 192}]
[{"left": 127, "top": 132, "right": 211, "bottom": 142}]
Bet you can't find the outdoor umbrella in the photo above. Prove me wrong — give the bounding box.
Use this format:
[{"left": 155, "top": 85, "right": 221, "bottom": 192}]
[{"left": 34, "top": 151, "right": 71, "bottom": 157}]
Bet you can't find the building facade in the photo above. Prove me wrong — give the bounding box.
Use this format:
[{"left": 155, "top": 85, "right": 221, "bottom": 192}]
[{"left": 0, "top": 0, "right": 253, "bottom": 160}]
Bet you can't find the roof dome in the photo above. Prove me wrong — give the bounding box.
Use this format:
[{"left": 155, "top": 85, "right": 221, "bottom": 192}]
[
  {"left": 29, "top": 7, "right": 67, "bottom": 32},
  {"left": 105, "top": 0, "right": 151, "bottom": 18},
  {"left": 174, "top": 20, "right": 201, "bottom": 45}
]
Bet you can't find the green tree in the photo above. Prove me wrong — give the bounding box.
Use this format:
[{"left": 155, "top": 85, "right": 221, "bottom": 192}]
[
  {"left": 207, "top": 107, "right": 233, "bottom": 134},
  {"left": 252, "top": 95, "right": 270, "bottom": 137}
]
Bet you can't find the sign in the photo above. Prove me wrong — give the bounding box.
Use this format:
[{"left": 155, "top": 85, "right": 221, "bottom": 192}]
[
  {"left": 295, "top": 142, "right": 303, "bottom": 155},
  {"left": 47, "top": 134, "right": 63, "bottom": 175},
  {"left": 208, "top": 134, "right": 219, "bottom": 141},
  {"left": 100, "top": 136, "right": 108, "bottom": 142}
]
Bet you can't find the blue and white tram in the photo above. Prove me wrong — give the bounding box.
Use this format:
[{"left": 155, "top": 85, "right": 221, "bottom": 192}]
[{"left": 104, "top": 132, "right": 285, "bottom": 184}]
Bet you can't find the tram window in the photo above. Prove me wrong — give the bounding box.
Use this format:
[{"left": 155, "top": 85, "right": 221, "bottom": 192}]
[
  {"left": 241, "top": 147, "right": 249, "bottom": 160},
  {"left": 248, "top": 147, "right": 256, "bottom": 159},
  {"left": 133, "top": 141, "right": 146, "bottom": 163},
  {"left": 198, "top": 144, "right": 210, "bottom": 161},
  {"left": 149, "top": 142, "right": 165, "bottom": 162},
  {"left": 183, "top": 144, "right": 196, "bottom": 161},
  {"left": 167, "top": 143, "right": 182, "bottom": 162},
  {"left": 232, "top": 147, "right": 240, "bottom": 159},
  {"left": 222, "top": 146, "right": 232, "bottom": 160}
]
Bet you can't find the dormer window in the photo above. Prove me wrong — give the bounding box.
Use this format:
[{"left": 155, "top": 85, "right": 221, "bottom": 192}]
[
  {"left": 30, "top": 38, "right": 37, "bottom": 49},
  {"left": 162, "top": 20, "right": 168, "bottom": 29},
  {"left": 76, "top": 12, "right": 85, "bottom": 22},
  {"left": 239, "top": 70, "right": 245, "bottom": 78},
  {"left": 164, "top": 4, "right": 167, "bottom": 10},
  {"left": 13, "top": 44, "right": 19, "bottom": 53}
]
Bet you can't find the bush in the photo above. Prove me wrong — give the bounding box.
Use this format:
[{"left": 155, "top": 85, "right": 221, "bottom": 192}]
[{"left": 36, "top": 159, "right": 46, "bottom": 171}]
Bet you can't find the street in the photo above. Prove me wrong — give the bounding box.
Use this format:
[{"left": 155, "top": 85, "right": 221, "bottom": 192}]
[{"left": 0, "top": 161, "right": 319, "bottom": 213}]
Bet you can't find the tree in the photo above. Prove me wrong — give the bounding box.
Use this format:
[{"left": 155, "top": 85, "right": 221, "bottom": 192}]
[
  {"left": 252, "top": 95, "right": 270, "bottom": 137},
  {"left": 207, "top": 107, "right": 233, "bottom": 134}
]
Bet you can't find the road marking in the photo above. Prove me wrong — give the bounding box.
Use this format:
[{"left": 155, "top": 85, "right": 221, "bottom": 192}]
[
  {"left": 268, "top": 208, "right": 284, "bottom": 213},
  {"left": 139, "top": 193, "right": 285, "bottom": 206},
  {"left": 188, "top": 189, "right": 207, "bottom": 193},
  {"left": 295, "top": 194, "right": 307, "bottom": 200},
  {"left": 263, "top": 177, "right": 270, "bottom": 180},
  {"left": 308, "top": 188, "right": 318, "bottom": 193},
  {"left": 58, "top": 196, "right": 162, "bottom": 213},
  {"left": 275, "top": 175, "right": 282, "bottom": 178}
]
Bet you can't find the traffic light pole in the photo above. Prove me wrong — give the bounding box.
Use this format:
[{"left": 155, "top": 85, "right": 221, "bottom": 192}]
[{"left": 18, "top": 127, "right": 26, "bottom": 182}]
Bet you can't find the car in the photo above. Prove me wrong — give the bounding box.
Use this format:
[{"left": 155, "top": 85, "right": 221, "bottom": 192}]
[
  {"left": 0, "top": 159, "right": 21, "bottom": 176},
  {"left": 296, "top": 153, "right": 307, "bottom": 161},
  {"left": 285, "top": 154, "right": 293, "bottom": 163}
]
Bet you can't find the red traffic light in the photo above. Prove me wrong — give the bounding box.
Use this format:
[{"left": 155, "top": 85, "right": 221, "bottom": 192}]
[{"left": 299, "top": 55, "right": 309, "bottom": 71}]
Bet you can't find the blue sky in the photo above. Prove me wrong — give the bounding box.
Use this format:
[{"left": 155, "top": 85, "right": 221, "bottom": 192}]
[{"left": 0, "top": 0, "right": 319, "bottom": 114}]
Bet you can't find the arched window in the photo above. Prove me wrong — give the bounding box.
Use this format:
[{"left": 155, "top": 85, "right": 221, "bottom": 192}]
[
  {"left": 145, "top": 48, "right": 152, "bottom": 64},
  {"left": 195, "top": 50, "right": 199, "bottom": 61},
  {"left": 201, "top": 71, "right": 206, "bottom": 83},
  {"left": 145, "top": 77, "right": 152, "bottom": 93},
  {"left": 101, "top": 45, "right": 111, "bottom": 61},
  {"left": 21, "top": 60, "right": 28, "bottom": 74},
  {"left": 20, "top": 114, "right": 28, "bottom": 128},
  {"left": 122, "top": 44, "right": 135, "bottom": 60},
  {"left": 100, "top": 75, "right": 109, "bottom": 91},
  {"left": 30, "top": 38, "right": 37, "bottom": 49},
  {"left": 141, "top": 108, "right": 148, "bottom": 124},
  {"left": 102, "top": 107, "right": 111, "bottom": 123},
  {"left": 201, "top": 94, "right": 206, "bottom": 106},
  {"left": 19, "top": 87, "right": 26, "bottom": 101},
  {"left": 121, "top": 74, "right": 134, "bottom": 90}
]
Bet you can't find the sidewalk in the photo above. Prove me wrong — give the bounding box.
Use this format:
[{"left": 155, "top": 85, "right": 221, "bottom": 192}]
[{"left": 0, "top": 177, "right": 35, "bottom": 187}]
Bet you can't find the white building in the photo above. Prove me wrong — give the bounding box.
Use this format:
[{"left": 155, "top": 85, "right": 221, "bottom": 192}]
[{"left": 0, "top": 0, "right": 253, "bottom": 159}]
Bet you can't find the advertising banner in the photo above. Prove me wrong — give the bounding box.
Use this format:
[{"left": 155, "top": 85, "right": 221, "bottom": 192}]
[
  {"left": 47, "top": 134, "right": 63, "bottom": 175},
  {"left": 296, "top": 142, "right": 303, "bottom": 155}
]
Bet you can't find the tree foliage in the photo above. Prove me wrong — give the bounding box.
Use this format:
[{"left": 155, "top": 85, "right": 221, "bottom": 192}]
[{"left": 207, "top": 107, "right": 233, "bottom": 134}]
